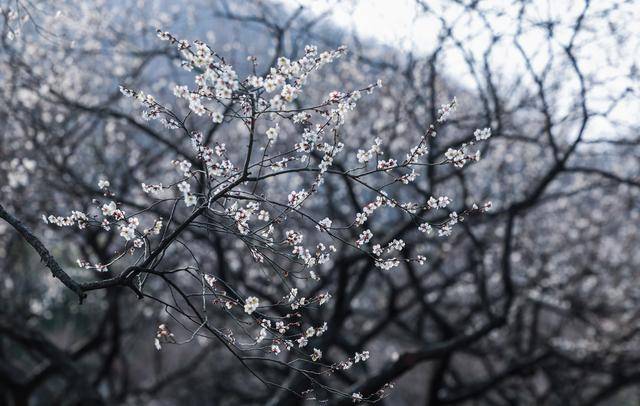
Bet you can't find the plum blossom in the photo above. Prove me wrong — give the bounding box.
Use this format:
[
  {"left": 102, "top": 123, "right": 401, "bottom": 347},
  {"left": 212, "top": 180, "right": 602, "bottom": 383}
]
[
  {"left": 266, "top": 125, "right": 279, "bottom": 141},
  {"left": 474, "top": 127, "right": 492, "bottom": 140},
  {"left": 98, "top": 179, "right": 110, "bottom": 189},
  {"left": 316, "top": 217, "right": 332, "bottom": 232},
  {"left": 244, "top": 296, "right": 259, "bottom": 314},
  {"left": 184, "top": 194, "right": 197, "bottom": 207}
]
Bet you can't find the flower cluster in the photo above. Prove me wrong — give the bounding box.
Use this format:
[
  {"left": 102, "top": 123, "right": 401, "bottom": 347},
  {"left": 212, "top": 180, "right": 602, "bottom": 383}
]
[{"left": 41, "top": 29, "right": 493, "bottom": 403}]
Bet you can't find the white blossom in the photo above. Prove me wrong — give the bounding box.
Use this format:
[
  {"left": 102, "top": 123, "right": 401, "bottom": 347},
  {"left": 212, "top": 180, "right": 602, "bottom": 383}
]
[
  {"left": 244, "top": 296, "right": 259, "bottom": 314},
  {"left": 474, "top": 127, "right": 492, "bottom": 140},
  {"left": 98, "top": 179, "right": 110, "bottom": 189}
]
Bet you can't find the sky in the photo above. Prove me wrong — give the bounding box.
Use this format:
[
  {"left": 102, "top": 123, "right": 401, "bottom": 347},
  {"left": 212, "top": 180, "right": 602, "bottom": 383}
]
[
  {"left": 283, "top": 0, "right": 640, "bottom": 138},
  {"left": 285, "top": 0, "right": 439, "bottom": 52}
]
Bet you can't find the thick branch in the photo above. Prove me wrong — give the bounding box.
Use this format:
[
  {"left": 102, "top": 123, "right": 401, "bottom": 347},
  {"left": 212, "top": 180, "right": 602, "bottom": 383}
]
[{"left": 0, "top": 203, "right": 86, "bottom": 301}]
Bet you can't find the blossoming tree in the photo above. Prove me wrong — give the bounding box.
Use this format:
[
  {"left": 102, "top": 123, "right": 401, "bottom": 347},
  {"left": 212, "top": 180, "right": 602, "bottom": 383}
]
[
  {"left": 2, "top": 23, "right": 492, "bottom": 402},
  {"left": 1, "top": 0, "right": 639, "bottom": 405}
]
